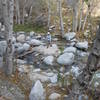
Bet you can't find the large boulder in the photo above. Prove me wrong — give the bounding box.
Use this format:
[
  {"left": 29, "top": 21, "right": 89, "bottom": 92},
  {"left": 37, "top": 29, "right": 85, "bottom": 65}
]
[
  {"left": 75, "top": 41, "right": 88, "bottom": 50},
  {"left": 63, "top": 46, "right": 77, "bottom": 54},
  {"left": 29, "top": 80, "right": 45, "bottom": 100},
  {"left": 0, "top": 41, "right": 7, "bottom": 56},
  {"left": 17, "top": 34, "right": 26, "bottom": 43},
  {"left": 43, "top": 56, "right": 54, "bottom": 66},
  {"left": 28, "top": 39, "right": 43, "bottom": 46},
  {"left": 64, "top": 32, "right": 76, "bottom": 41},
  {"left": 57, "top": 53, "right": 74, "bottom": 65}
]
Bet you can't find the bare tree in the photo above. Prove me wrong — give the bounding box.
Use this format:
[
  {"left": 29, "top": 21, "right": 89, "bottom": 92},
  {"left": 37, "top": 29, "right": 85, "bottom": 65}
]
[
  {"left": 58, "top": 0, "right": 65, "bottom": 37},
  {"left": 48, "top": 0, "right": 51, "bottom": 29},
  {"left": 66, "top": 0, "right": 79, "bottom": 32},
  {"left": 79, "top": 0, "right": 84, "bottom": 31},
  {"left": 3, "top": 0, "right": 14, "bottom": 75}
]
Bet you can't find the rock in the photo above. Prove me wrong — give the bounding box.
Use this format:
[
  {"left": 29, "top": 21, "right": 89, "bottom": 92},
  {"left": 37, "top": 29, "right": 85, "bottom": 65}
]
[
  {"left": 14, "top": 43, "right": 23, "bottom": 48},
  {"left": 64, "top": 32, "right": 76, "bottom": 41},
  {"left": 0, "top": 57, "right": 3, "bottom": 68},
  {"left": 18, "top": 65, "right": 33, "bottom": 73},
  {"left": 17, "top": 31, "right": 25, "bottom": 35},
  {"left": 12, "top": 36, "right": 16, "bottom": 43},
  {"left": 57, "top": 53, "right": 74, "bottom": 65},
  {"left": 33, "top": 44, "right": 60, "bottom": 56},
  {"left": 29, "top": 80, "right": 45, "bottom": 100},
  {"left": 17, "top": 34, "right": 25, "bottom": 43},
  {"left": 63, "top": 46, "right": 77, "bottom": 54},
  {"left": 16, "top": 59, "right": 27, "bottom": 65},
  {"left": 90, "top": 70, "right": 100, "bottom": 92},
  {"left": 71, "top": 66, "right": 80, "bottom": 77},
  {"left": 76, "top": 41, "right": 88, "bottom": 50},
  {"left": 30, "top": 31, "right": 35, "bottom": 38},
  {"left": 43, "top": 56, "right": 54, "bottom": 65},
  {"left": 28, "top": 39, "right": 43, "bottom": 46},
  {"left": 49, "top": 93, "right": 61, "bottom": 100},
  {"left": 77, "top": 50, "right": 89, "bottom": 57},
  {"left": 26, "top": 36, "right": 31, "bottom": 41},
  {"left": 23, "top": 43, "right": 30, "bottom": 51},
  {"left": 0, "top": 41, "right": 7, "bottom": 56},
  {"left": 16, "top": 47, "right": 25, "bottom": 54},
  {"left": 29, "top": 73, "right": 50, "bottom": 83},
  {"left": 50, "top": 74, "right": 57, "bottom": 84}
]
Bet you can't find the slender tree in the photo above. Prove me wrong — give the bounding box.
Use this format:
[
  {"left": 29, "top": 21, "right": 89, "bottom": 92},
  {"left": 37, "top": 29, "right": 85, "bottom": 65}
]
[
  {"left": 58, "top": 0, "right": 64, "bottom": 37},
  {"left": 3, "top": 0, "right": 14, "bottom": 75}
]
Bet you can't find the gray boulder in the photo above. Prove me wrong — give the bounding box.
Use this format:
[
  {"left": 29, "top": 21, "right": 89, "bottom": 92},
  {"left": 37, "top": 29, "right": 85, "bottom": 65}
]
[
  {"left": 63, "top": 46, "right": 77, "bottom": 54},
  {"left": 57, "top": 53, "right": 74, "bottom": 65},
  {"left": 23, "top": 43, "right": 30, "bottom": 51},
  {"left": 17, "top": 34, "right": 26, "bottom": 43},
  {"left": 43, "top": 56, "right": 54, "bottom": 65},
  {"left": 28, "top": 39, "right": 43, "bottom": 46},
  {"left": 29, "top": 80, "right": 45, "bottom": 100},
  {"left": 76, "top": 41, "right": 88, "bottom": 50},
  {"left": 64, "top": 32, "right": 76, "bottom": 41}
]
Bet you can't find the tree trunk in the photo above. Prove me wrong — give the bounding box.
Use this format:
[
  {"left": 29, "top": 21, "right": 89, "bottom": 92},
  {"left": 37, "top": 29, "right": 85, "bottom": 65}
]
[
  {"left": 79, "top": 0, "right": 84, "bottom": 31},
  {"left": 58, "top": 0, "right": 64, "bottom": 38},
  {"left": 15, "top": 0, "right": 21, "bottom": 24},
  {"left": 3, "top": 0, "right": 14, "bottom": 75},
  {"left": 48, "top": 0, "right": 51, "bottom": 29},
  {"left": 72, "top": 4, "right": 79, "bottom": 32}
]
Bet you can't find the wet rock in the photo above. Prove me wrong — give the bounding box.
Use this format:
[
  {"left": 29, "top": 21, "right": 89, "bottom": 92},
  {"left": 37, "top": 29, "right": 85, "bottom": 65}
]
[
  {"left": 63, "top": 46, "right": 77, "bottom": 54},
  {"left": 49, "top": 93, "right": 61, "bottom": 100},
  {"left": 29, "top": 80, "right": 45, "bottom": 100},
  {"left": 17, "top": 34, "right": 26, "bottom": 43},
  {"left": 64, "top": 32, "right": 76, "bottom": 41},
  {"left": 43, "top": 56, "right": 54, "bottom": 65},
  {"left": 57, "top": 53, "right": 74, "bottom": 65},
  {"left": 76, "top": 41, "right": 88, "bottom": 50}
]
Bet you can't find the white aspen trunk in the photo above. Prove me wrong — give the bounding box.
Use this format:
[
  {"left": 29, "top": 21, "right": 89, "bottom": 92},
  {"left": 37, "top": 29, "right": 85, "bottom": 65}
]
[
  {"left": 3, "top": 0, "right": 14, "bottom": 75},
  {"left": 82, "top": 0, "right": 94, "bottom": 30},
  {"left": 79, "top": 0, "right": 84, "bottom": 31},
  {"left": 58, "top": 0, "right": 64, "bottom": 37},
  {"left": 16, "top": 0, "right": 20, "bottom": 24},
  {"left": 73, "top": 4, "right": 79, "bottom": 32},
  {"left": 48, "top": 0, "right": 51, "bottom": 29},
  {"left": 28, "top": 6, "right": 33, "bottom": 21}
]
